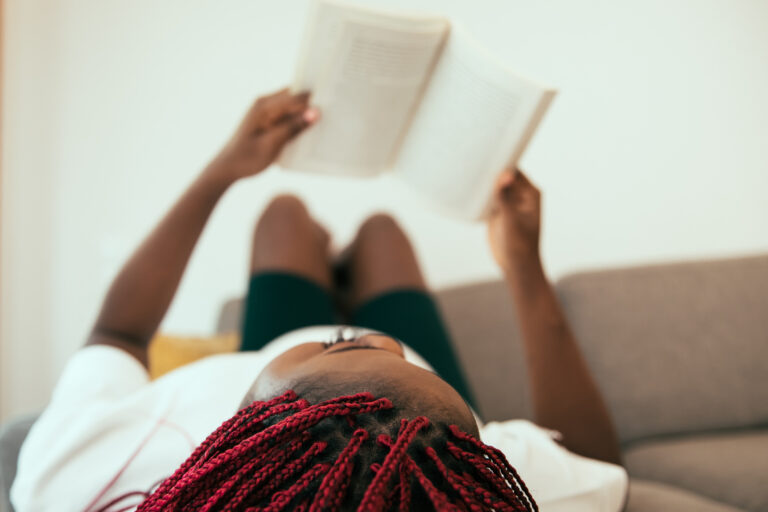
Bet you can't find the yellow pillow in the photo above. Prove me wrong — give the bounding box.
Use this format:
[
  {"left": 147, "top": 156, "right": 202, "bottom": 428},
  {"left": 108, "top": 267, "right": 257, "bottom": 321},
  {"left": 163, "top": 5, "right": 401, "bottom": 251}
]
[{"left": 148, "top": 332, "right": 241, "bottom": 379}]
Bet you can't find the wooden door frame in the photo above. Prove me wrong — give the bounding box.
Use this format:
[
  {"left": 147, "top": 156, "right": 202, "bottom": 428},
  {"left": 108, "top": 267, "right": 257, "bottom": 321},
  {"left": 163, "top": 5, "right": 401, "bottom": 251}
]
[
  {"left": 0, "top": 0, "right": 6, "bottom": 420},
  {"left": 0, "top": 0, "right": 58, "bottom": 422}
]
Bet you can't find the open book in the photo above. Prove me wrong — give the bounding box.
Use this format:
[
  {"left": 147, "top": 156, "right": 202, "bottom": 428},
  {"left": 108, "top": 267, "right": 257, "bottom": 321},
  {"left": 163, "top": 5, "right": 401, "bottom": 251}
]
[{"left": 279, "top": 0, "right": 556, "bottom": 220}]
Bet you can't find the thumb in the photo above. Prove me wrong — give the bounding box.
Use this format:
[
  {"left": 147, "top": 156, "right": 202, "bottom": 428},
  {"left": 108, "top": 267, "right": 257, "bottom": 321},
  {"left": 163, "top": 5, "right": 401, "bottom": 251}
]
[
  {"left": 494, "top": 169, "right": 516, "bottom": 203},
  {"left": 488, "top": 170, "right": 514, "bottom": 218}
]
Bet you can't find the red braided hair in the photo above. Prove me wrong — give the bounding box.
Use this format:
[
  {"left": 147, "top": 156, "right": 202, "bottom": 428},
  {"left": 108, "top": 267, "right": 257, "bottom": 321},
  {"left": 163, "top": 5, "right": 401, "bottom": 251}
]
[{"left": 135, "top": 390, "right": 537, "bottom": 511}]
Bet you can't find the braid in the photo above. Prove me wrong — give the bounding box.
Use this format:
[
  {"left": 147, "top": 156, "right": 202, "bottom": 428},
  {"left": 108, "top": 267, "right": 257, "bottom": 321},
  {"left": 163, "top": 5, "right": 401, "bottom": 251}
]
[
  {"left": 310, "top": 428, "right": 368, "bottom": 510},
  {"left": 135, "top": 390, "right": 537, "bottom": 511},
  {"left": 448, "top": 425, "right": 537, "bottom": 511},
  {"left": 358, "top": 417, "right": 429, "bottom": 510}
]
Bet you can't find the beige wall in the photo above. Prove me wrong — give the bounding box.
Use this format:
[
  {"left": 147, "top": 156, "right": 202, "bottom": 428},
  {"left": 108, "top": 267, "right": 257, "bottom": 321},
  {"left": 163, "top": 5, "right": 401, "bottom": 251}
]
[
  {"left": 1, "top": 0, "right": 58, "bottom": 420},
  {"left": 2, "top": 0, "right": 768, "bottom": 421}
]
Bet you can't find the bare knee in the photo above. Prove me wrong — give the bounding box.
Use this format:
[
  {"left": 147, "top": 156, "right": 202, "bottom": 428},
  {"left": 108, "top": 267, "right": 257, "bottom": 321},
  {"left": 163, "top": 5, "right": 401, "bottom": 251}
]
[
  {"left": 356, "top": 213, "right": 407, "bottom": 247},
  {"left": 348, "top": 213, "right": 425, "bottom": 303},
  {"left": 257, "top": 194, "right": 308, "bottom": 231},
  {"left": 249, "top": 194, "right": 331, "bottom": 286},
  {"left": 253, "top": 195, "right": 314, "bottom": 245},
  {"left": 266, "top": 194, "right": 306, "bottom": 214},
  {"left": 251, "top": 195, "right": 328, "bottom": 278}
]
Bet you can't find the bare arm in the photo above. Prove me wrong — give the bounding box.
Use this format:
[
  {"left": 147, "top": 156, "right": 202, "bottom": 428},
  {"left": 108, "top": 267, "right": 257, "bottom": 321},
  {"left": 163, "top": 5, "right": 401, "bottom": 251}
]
[
  {"left": 87, "top": 89, "right": 318, "bottom": 367},
  {"left": 487, "top": 170, "right": 622, "bottom": 465}
]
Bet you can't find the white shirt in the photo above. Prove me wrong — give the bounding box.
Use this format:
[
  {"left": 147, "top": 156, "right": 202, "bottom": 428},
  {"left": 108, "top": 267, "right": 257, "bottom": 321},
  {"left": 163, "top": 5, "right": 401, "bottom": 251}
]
[{"left": 12, "top": 326, "right": 627, "bottom": 512}]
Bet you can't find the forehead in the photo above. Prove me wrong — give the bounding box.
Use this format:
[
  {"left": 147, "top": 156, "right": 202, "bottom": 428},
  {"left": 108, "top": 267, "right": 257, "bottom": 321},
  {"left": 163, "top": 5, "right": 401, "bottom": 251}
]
[{"left": 293, "top": 359, "right": 473, "bottom": 427}]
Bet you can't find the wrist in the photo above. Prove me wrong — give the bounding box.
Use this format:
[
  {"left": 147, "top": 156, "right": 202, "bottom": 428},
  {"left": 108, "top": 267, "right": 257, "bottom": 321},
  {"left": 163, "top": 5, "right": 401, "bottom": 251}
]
[
  {"left": 190, "top": 165, "right": 235, "bottom": 207},
  {"left": 200, "top": 160, "right": 238, "bottom": 193},
  {"left": 502, "top": 241, "right": 541, "bottom": 270},
  {"left": 502, "top": 250, "right": 545, "bottom": 285}
]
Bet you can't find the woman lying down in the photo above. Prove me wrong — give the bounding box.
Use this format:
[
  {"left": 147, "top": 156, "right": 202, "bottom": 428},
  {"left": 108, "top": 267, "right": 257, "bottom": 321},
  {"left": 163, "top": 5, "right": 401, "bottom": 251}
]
[{"left": 12, "top": 89, "right": 627, "bottom": 511}]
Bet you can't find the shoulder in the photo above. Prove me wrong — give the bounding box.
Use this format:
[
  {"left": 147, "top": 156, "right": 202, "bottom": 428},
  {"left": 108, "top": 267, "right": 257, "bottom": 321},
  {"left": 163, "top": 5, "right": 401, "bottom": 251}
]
[{"left": 53, "top": 345, "right": 150, "bottom": 405}]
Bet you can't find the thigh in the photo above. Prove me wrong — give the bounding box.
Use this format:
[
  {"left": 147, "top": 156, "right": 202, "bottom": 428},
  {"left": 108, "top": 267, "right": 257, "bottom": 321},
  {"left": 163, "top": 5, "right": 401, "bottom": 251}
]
[
  {"left": 249, "top": 194, "right": 333, "bottom": 289},
  {"left": 242, "top": 195, "right": 336, "bottom": 351},
  {"left": 345, "top": 214, "right": 426, "bottom": 308}
]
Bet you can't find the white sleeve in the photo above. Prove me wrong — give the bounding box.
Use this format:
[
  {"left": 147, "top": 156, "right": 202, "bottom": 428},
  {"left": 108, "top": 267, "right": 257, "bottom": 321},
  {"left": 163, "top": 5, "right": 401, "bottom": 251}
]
[
  {"left": 480, "top": 420, "right": 628, "bottom": 512},
  {"left": 11, "top": 346, "right": 150, "bottom": 511},
  {"left": 48, "top": 345, "right": 150, "bottom": 408}
]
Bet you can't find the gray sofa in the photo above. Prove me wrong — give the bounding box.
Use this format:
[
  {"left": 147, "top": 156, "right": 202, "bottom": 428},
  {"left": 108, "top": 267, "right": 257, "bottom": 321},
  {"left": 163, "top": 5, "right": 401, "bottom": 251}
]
[{"left": 2, "top": 254, "right": 767, "bottom": 511}]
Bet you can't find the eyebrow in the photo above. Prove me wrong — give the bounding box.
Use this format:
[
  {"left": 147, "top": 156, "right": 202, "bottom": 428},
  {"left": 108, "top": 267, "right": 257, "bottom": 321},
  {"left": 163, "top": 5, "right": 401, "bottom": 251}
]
[{"left": 324, "top": 346, "right": 388, "bottom": 355}]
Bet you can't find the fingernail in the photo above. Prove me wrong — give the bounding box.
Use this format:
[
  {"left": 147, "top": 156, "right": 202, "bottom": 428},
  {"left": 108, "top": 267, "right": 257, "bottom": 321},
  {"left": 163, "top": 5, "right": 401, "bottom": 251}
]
[{"left": 303, "top": 107, "right": 319, "bottom": 124}]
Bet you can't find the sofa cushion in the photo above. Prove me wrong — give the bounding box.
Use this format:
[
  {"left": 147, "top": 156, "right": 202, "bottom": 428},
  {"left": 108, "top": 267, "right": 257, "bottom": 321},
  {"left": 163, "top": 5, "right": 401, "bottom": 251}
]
[
  {"left": 0, "top": 415, "right": 38, "bottom": 512},
  {"left": 148, "top": 333, "right": 240, "bottom": 379},
  {"left": 556, "top": 254, "right": 768, "bottom": 443},
  {"left": 624, "top": 429, "right": 768, "bottom": 512},
  {"left": 626, "top": 479, "right": 744, "bottom": 512}
]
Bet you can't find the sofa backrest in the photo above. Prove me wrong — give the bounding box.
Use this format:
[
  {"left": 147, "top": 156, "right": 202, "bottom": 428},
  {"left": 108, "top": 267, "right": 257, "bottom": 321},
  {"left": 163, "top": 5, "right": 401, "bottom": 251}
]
[{"left": 554, "top": 254, "right": 768, "bottom": 444}]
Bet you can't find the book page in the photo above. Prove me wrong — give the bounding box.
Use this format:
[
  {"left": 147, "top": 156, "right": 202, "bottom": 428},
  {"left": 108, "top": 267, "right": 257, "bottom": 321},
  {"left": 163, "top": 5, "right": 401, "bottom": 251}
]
[
  {"left": 278, "top": 0, "right": 449, "bottom": 177},
  {"left": 394, "top": 24, "right": 555, "bottom": 219}
]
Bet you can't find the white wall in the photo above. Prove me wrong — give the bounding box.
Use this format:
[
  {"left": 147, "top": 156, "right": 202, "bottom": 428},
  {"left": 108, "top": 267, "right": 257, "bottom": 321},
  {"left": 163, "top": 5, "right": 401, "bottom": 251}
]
[{"left": 3, "top": 0, "right": 767, "bottom": 420}]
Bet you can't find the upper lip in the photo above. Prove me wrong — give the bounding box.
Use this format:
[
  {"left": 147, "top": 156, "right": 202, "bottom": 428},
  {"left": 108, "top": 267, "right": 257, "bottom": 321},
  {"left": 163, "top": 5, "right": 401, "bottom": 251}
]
[{"left": 324, "top": 345, "right": 389, "bottom": 355}]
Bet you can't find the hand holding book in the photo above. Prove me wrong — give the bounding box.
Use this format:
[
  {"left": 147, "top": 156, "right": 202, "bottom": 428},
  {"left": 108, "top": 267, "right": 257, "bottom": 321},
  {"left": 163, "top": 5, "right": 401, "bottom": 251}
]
[
  {"left": 487, "top": 168, "right": 542, "bottom": 273},
  {"left": 208, "top": 89, "right": 319, "bottom": 185}
]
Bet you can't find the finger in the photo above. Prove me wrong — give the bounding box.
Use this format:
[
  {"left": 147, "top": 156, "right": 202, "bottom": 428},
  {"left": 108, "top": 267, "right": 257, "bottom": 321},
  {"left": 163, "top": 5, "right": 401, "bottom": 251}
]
[
  {"left": 260, "top": 89, "right": 309, "bottom": 113},
  {"left": 243, "top": 88, "right": 305, "bottom": 132},
  {"left": 261, "top": 87, "right": 291, "bottom": 101},
  {"left": 506, "top": 169, "right": 538, "bottom": 203},
  {"left": 492, "top": 169, "right": 516, "bottom": 207},
  {"left": 257, "top": 91, "right": 311, "bottom": 130},
  {"left": 238, "top": 90, "right": 290, "bottom": 135},
  {"left": 292, "top": 90, "right": 311, "bottom": 104},
  {"left": 262, "top": 107, "right": 319, "bottom": 149},
  {"left": 247, "top": 88, "right": 290, "bottom": 118},
  {"left": 495, "top": 170, "right": 515, "bottom": 192},
  {"left": 255, "top": 87, "right": 291, "bottom": 104},
  {"left": 487, "top": 195, "right": 501, "bottom": 217},
  {"left": 272, "top": 99, "right": 313, "bottom": 124},
  {"left": 514, "top": 168, "right": 532, "bottom": 186}
]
